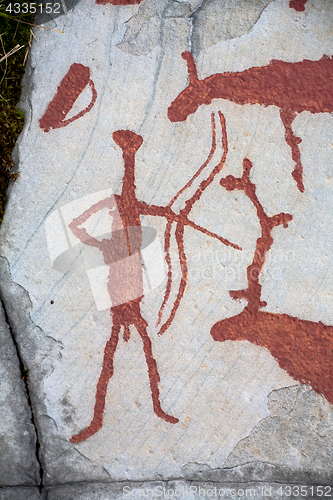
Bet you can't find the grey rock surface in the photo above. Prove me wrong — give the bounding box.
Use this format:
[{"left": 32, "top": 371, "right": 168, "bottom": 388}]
[
  {"left": 0, "top": 0, "right": 333, "bottom": 490},
  {"left": 117, "top": 0, "right": 192, "bottom": 56},
  {"left": 224, "top": 385, "right": 333, "bottom": 483},
  {"left": 0, "top": 487, "right": 42, "bottom": 500},
  {"left": 0, "top": 299, "right": 40, "bottom": 487},
  {"left": 45, "top": 480, "right": 320, "bottom": 500},
  {"left": 118, "top": 0, "right": 273, "bottom": 56},
  {"left": 191, "top": 0, "right": 273, "bottom": 54},
  {"left": 0, "top": 257, "right": 114, "bottom": 485}
]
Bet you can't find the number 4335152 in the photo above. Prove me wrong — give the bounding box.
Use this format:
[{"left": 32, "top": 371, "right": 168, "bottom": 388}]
[{"left": 5, "top": 3, "right": 61, "bottom": 14}]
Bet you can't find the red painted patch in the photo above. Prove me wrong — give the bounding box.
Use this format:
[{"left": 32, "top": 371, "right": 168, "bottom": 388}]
[
  {"left": 289, "top": 0, "right": 308, "bottom": 11},
  {"left": 168, "top": 52, "right": 333, "bottom": 192},
  {"left": 39, "top": 63, "right": 97, "bottom": 132}
]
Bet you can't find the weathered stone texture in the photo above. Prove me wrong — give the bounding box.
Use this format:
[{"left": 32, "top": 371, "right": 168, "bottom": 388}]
[
  {"left": 0, "top": 487, "right": 42, "bottom": 500},
  {"left": 225, "top": 385, "right": 333, "bottom": 483},
  {"left": 191, "top": 0, "right": 273, "bottom": 54},
  {"left": 0, "top": 0, "right": 332, "bottom": 491},
  {"left": 0, "top": 300, "right": 40, "bottom": 487}
]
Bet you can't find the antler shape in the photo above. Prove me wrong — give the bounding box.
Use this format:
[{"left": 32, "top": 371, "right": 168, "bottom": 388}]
[{"left": 220, "top": 158, "right": 292, "bottom": 316}]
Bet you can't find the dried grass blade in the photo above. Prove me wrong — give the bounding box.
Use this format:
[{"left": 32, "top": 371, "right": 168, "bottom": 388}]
[
  {"left": 30, "top": 28, "right": 37, "bottom": 42},
  {"left": 0, "top": 43, "right": 24, "bottom": 63}
]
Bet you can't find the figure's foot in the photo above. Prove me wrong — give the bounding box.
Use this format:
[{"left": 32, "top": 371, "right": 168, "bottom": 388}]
[
  {"left": 164, "top": 413, "right": 179, "bottom": 424},
  {"left": 155, "top": 407, "right": 179, "bottom": 424},
  {"left": 70, "top": 420, "right": 102, "bottom": 443}
]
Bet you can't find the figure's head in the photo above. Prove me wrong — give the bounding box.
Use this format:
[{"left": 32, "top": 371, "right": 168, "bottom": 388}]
[
  {"left": 112, "top": 130, "right": 143, "bottom": 154},
  {"left": 167, "top": 51, "right": 212, "bottom": 122}
]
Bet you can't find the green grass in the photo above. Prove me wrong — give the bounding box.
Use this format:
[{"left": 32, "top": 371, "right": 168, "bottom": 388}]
[{"left": 0, "top": 1, "right": 34, "bottom": 223}]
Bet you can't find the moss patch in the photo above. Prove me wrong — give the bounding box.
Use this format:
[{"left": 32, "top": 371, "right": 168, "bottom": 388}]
[{"left": 0, "top": 3, "right": 34, "bottom": 224}]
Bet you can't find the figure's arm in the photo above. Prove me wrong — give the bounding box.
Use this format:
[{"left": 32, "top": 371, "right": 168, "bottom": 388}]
[
  {"left": 183, "top": 218, "right": 242, "bottom": 250},
  {"left": 138, "top": 201, "right": 241, "bottom": 250},
  {"left": 68, "top": 196, "right": 116, "bottom": 247},
  {"left": 137, "top": 201, "right": 176, "bottom": 220}
]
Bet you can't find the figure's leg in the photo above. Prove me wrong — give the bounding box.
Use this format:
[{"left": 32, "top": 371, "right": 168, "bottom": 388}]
[
  {"left": 280, "top": 108, "right": 304, "bottom": 192},
  {"left": 70, "top": 321, "right": 121, "bottom": 443},
  {"left": 136, "top": 322, "right": 178, "bottom": 424}
]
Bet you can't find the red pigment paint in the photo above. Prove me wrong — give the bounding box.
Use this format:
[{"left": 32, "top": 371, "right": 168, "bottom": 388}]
[
  {"left": 95, "top": 0, "right": 144, "bottom": 5},
  {"left": 289, "top": 0, "right": 308, "bottom": 11},
  {"left": 168, "top": 51, "right": 333, "bottom": 192},
  {"left": 70, "top": 123, "right": 240, "bottom": 443},
  {"left": 39, "top": 63, "right": 97, "bottom": 132},
  {"left": 212, "top": 158, "right": 333, "bottom": 405}
]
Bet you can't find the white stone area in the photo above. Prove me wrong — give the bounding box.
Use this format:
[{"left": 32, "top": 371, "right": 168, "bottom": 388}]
[{"left": 0, "top": 0, "right": 333, "bottom": 485}]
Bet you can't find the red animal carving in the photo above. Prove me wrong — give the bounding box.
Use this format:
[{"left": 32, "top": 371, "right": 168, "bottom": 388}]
[
  {"left": 69, "top": 120, "right": 240, "bottom": 443},
  {"left": 40, "top": 63, "right": 97, "bottom": 132},
  {"left": 168, "top": 51, "right": 333, "bottom": 192},
  {"left": 211, "top": 159, "right": 333, "bottom": 405}
]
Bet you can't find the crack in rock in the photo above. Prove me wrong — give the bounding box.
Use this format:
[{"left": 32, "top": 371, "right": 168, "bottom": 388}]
[
  {"left": 223, "top": 385, "right": 333, "bottom": 484},
  {"left": 0, "top": 257, "right": 114, "bottom": 486},
  {"left": 0, "top": 298, "right": 41, "bottom": 489}
]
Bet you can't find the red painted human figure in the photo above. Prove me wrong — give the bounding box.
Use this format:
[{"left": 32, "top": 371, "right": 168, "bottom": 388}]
[
  {"left": 69, "top": 127, "right": 238, "bottom": 442},
  {"left": 69, "top": 131, "right": 177, "bottom": 443}
]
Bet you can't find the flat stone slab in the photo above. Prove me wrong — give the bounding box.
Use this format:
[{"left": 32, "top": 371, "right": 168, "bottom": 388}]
[
  {"left": 46, "top": 480, "right": 321, "bottom": 500},
  {"left": 1, "top": 0, "right": 333, "bottom": 488},
  {"left": 0, "top": 487, "right": 42, "bottom": 500},
  {"left": 0, "top": 300, "right": 40, "bottom": 487}
]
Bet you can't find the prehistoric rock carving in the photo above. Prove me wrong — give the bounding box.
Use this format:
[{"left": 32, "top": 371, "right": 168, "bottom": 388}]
[
  {"left": 69, "top": 121, "right": 240, "bottom": 443},
  {"left": 168, "top": 51, "right": 333, "bottom": 192},
  {"left": 39, "top": 63, "right": 97, "bottom": 132},
  {"left": 211, "top": 159, "right": 333, "bottom": 405}
]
